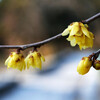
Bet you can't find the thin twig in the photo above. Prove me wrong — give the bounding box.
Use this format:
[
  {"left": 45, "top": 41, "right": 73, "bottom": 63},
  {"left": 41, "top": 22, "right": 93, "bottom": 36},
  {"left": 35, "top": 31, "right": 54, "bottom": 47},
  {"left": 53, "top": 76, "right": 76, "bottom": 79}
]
[
  {"left": 82, "top": 12, "right": 100, "bottom": 24},
  {"left": 0, "top": 12, "right": 100, "bottom": 50},
  {"left": 0, "top": 33, "right": 62, "bottom": 50}
]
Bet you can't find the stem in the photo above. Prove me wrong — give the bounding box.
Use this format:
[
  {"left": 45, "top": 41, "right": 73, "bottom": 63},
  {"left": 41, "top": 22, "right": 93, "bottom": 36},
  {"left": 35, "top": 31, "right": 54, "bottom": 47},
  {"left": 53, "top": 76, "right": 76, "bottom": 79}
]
[
  {"left": 82, "top": 12, "right": 100, "bottom": 24},
  {"left": 0, "top": 33, "right": 62, "bottom": 50},
  {"left": 16, "top": 48, "right": 21, "bottom": 54},
  {"left": 93, "top": 49, "right": 100, "bottom": 56},
  {"left": 89, "top": 49, "right": 100, "bottom": 59},
  {"left": 0, "top": 12, "right": 100, "bottom": 50},
  {"left": 90, "top": 49, "right": 100, "bottom": 68}
]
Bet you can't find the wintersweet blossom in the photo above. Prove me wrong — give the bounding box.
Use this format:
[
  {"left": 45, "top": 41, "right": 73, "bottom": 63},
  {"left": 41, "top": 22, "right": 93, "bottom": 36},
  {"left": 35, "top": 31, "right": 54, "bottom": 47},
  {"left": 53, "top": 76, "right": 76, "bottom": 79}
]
[
  {"left": 77, "top": 57, "right": 92, "bottom": 75},
  {"left": 5, "top": 52, "right": 26, "bottom": 71},
  {"left": 62, "top": 22, "right": 94, "bottom": 50},
  {"left": 25, "top": 51, "right": 45, "bottom": 70}
]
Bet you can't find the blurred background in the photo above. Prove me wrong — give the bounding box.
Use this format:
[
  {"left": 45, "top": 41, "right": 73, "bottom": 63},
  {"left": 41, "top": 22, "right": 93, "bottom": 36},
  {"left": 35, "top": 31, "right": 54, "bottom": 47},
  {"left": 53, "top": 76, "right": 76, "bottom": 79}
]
[{"left": 0, "top": 0, "right": 100, "bottom": 100}]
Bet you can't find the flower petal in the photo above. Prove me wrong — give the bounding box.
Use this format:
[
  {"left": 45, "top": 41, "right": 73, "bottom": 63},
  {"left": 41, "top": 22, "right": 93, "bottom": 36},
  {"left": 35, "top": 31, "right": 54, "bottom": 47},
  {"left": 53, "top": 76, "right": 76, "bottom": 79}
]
[
  {"left": 89, "top": 32, "right": 94, "bottom": 39},
  {"left": 81, "top": 26, "right": 90, "bottom": 38},
  {"left": 41, "top": 56, "right": 45, "bottom": 62},
  {"left": 33, "top": 52, "right": 42, "bottom": 70},
  {"left": 75, "top": 30, "right": 83, "bottom": 36},
  {"left": 62, "top": 28, "right": 69, "bottom": 36},
  {"left": 70, "top": 39, "right": 76, "bottom": 46},
  {"left": 70, "top": 25, "right": 79, "bottom": 36},
  {"left": 67, "top": 36, "right": 76, "bottom": 46}
]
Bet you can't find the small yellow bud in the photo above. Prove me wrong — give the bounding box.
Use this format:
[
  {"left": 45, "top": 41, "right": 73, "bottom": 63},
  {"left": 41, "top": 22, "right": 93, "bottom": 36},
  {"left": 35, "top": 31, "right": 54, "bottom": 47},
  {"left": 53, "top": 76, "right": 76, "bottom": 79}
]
[
  {"left": 77, "top": 57, "right": 92, "bottom": 75},
  {"left": 93, "top": 60, "right": 100, "bottom": 70},
  {"left": 5, "top": 52, "right": 26, "bottom": 71},
  {"left": 25, "top": 51, "right": 45, "bottom": 70}
]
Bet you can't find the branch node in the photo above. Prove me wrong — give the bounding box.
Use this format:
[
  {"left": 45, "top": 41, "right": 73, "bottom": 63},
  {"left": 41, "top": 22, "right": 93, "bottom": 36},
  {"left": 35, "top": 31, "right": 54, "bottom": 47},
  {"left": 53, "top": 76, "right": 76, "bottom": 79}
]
[{"left": 16, "top": 48, "right": 21, "bottom": 54}]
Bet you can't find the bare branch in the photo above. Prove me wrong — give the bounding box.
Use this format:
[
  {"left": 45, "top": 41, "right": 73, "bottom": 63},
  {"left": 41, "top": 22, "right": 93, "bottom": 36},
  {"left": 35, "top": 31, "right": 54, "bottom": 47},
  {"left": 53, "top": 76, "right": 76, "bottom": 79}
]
[
  {"left": 0, "top": 12, "right": 100, "bottom": 50},
  {"left": 82, "top": 12, "right": 100, "bottom": 24},
  {"left": 0, "top": 33, "right": 62, "bottom": 50}
]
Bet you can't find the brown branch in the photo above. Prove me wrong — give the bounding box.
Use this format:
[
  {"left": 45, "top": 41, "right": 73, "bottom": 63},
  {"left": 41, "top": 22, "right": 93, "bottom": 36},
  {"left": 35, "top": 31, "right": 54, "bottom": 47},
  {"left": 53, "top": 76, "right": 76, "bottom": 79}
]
[
  {"left": 0, "top": 33, "right": 62, "bottom": 50},
  {"left": 0, "top": 12, "right": 100, "bottom": 50},
  {"left": 89, "top": 49, "right": 100, "bottom": 60},
  {"left": 93, "top": 49, "right": 100, "bottom": 57},
  {"left": 89, "top": 49, "right": 100, "bottom": 68}
]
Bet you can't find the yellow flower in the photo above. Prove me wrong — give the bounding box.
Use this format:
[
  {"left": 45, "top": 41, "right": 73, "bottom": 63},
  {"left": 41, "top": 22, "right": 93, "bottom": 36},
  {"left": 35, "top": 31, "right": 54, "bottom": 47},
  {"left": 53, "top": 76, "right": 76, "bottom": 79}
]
[
  {"left": 62, "top": 22, "right": 94, "bottom": 50},
  {"left": 5, "top": 52, "right": 26, "bottom": 71},
  {"left": 25, "top": 51, "right": 45, "bottom": 70},
  {"left": 77, "top": 57, "right": 92, "bottom": 75},
  {"left": 93, "top": 60, "right": 100, "bottom": 70}
]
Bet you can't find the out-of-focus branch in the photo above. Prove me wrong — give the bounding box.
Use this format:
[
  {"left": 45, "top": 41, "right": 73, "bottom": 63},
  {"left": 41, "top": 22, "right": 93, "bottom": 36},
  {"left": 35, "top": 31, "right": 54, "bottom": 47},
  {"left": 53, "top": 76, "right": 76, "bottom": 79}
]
[
  {"left": 88, "top": 49, "right": 100, "bottom": 68},
  {"left": 89, "top": 49, "right": 100, "bottom": 60},
  {"left": 93, "top": 49, "right": 100, "bottom": 58},
  {"left": 0, "top": 12, "right": 100, "bottom": 50}
]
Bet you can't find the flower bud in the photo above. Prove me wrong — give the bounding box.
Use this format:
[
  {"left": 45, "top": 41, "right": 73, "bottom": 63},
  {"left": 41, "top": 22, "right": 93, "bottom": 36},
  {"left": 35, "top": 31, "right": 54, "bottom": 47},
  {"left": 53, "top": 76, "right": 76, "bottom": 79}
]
[
  {"left": 25, "top": 51, "right": 45, "bottom": 70},
  {"left": 77, "top": 57, "right": 92, "bottom": 75},
  {"left": 5, "top": 52, "right": 25, "bottom": 71},
  {"left": 93, "top": 60, "right": 100, "bottom": 70}
]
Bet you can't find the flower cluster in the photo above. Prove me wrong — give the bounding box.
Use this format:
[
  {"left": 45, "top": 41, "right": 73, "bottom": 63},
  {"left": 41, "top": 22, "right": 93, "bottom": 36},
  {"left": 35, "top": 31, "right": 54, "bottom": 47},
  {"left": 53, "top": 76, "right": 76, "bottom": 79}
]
[
  {"left": 5, "top": 51, "right": 45, "bottom": 71},
  {"left": 77, "top": 56, "right": 100, "bottom": 75},
  {"left": 3, "top": 21, "right": 98, "bottom": 75},
  {"left": 62, "top": 22, "right": 94, "bottom": 50}
]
